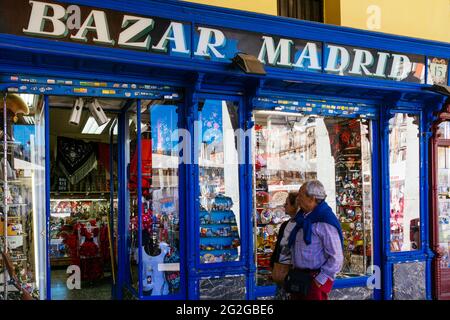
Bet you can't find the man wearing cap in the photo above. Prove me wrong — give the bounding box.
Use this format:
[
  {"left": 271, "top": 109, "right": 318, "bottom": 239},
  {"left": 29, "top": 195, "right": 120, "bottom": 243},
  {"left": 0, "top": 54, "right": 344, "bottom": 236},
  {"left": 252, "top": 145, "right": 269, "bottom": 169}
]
[{"left": 288, "top": 180, "right": 344, "bottom": 300}]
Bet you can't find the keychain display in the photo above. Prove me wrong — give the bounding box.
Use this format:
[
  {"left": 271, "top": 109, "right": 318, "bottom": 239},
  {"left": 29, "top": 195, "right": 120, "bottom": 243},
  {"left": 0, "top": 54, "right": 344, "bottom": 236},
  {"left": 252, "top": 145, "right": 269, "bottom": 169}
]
[
  {"left": 199, "top": 194, "right": 241, "bottom": 263},
  {"left": 326, "top": 118, "right": 372, "bottom": 276}
]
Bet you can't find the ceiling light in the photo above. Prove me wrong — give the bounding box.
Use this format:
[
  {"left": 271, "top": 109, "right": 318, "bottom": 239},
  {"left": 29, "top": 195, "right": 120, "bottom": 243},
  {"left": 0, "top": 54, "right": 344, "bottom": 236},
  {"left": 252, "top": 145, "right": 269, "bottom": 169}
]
[
  {"left": 82, "top": 116, "right": 110, "bottom": 135},
  {"left": 88, "top": 99, "right": 109, "bottom": 126},
  {"left": 69, "top": 97, "right": 84, "bottom": 126}
]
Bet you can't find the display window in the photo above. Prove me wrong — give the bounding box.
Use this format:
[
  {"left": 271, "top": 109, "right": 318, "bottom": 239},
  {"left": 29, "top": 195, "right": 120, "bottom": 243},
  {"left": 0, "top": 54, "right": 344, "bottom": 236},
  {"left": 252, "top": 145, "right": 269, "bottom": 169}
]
[
  {"left": 436, "top": 123, "right": 450, "bottom": 268},
  {"left": 388, "top": 113, "right": 421, "bottom": 252},
  {"left": 252, "top": 110, "right": 373, "bottom": 286},
  {"left": 1, "top": 93, "right": 46, "bottom": 300},
  {"left": 197, "top": 99, "right": 242, "bottom": 264},
  {"left": 127, "top": 100, "right": 182, "bottom": 297}
]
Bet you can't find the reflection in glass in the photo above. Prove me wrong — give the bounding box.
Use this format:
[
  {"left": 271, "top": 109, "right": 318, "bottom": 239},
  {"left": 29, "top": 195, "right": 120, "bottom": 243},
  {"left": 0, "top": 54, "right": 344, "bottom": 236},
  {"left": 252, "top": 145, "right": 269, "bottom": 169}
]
[
  {"left": 126, "top": 105, "right": 139, "bottom": 291},
  {"left": 437, "top": 146, "right": 450, "bottom": 268},
  {"left": 198, "top": 100, "right": 241, "bottom": 264},
  {"left": 138, "top": 101, "right": 181, "bottom": 296},
  {"left": 389, "top": 113, "right": 420, "bottom": 252},
  {"left": 252, "top": 112, "right": 373, "bottom": 285},
  {"left": 0, "top": 94, "right": 45, "bottom": 299}
]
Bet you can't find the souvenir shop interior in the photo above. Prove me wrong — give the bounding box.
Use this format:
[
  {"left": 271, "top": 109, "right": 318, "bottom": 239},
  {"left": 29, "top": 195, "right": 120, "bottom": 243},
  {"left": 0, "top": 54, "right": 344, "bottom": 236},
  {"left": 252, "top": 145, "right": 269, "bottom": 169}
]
[{"left": 48, "top": 96, "right": 120, "bottom": 300}]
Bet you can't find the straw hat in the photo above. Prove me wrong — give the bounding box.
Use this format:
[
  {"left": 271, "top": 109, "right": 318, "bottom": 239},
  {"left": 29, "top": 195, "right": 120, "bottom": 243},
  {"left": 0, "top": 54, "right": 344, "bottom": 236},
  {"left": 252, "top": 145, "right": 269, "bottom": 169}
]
[{"left": 1, "top": 93, "right": 30, "bottom": 115}]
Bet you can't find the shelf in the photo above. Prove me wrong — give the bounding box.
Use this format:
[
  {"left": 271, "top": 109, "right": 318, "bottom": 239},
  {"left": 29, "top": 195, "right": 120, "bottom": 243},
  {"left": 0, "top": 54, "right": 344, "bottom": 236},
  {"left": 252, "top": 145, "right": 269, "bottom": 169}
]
[
  {"left": 200, "top": 223, "right": 236, "bottom": 227},
  {"left": 1, "top": 203, "right": 28, "bottom": 207},
  {"left": 0, "top": 178, "right": 32, "bottom": 185},
  {"left": 200, "top": 236, "right": 238, "bottom": 239}
]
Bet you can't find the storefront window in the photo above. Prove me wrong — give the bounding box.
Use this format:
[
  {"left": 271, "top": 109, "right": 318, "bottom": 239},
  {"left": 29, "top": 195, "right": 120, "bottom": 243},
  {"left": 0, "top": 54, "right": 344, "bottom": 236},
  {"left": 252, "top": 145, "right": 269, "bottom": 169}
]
[
  {"left": 437, "top": 122, "right": 450, "bottom": 139},
  {"left": 127, "top": 104, "right": 139, "bottom": 291},
  {"left": 1, "top": 93, "right": 45, "bottom": 299},
  {"left": 389, "top": 113, "right": 420, "bottom": 252},
  {"left": 198, "top": 99, "right": 241, "bottom": 264},
  {"left": 437, "top": 146, "right": 450, "bottom": 268},
  {"left": 253, "top": 111, "right": 373, "bottom": 286},
  {"left": 138, "top": 100, "right": 181, "bottom": 296}
]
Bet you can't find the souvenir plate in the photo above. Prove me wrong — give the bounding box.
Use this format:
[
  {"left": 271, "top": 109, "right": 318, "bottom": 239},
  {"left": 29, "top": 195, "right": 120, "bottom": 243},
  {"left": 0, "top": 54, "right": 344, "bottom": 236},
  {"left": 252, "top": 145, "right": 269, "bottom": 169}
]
[{"left": 271, "top": 191, "right": 289, "bottom": 207}]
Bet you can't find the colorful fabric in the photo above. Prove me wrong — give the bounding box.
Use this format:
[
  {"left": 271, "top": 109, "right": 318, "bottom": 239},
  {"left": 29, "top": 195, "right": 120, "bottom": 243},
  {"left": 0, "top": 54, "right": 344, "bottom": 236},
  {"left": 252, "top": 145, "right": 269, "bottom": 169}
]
[
  {"left": 290, "top": 277, "right": 334, "bottom": 300},
  {"left": 57, "top": 137, "right": 97, "bottom": 185},
  {"left": 128, "top": 139, "right": 152, "bottom": 190}
]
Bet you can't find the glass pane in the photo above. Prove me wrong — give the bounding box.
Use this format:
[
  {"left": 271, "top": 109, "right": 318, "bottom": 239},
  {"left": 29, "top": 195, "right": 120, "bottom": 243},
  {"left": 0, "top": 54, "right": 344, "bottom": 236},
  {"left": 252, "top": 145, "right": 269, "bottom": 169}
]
[
  {"left": 0, "top": 93, "right": 45, "bottom": 299},
  {"left": 126, "top": 104, "right": 139, "bottom": 292},
  {"left": 198, "top": 99, "right": 241, "bottom": 264},
  {"left": 139, "top": 100, "right": 181, "bottom": 296},
  {"left": 252, "top": 112, "right": 373, "bottom": 285},
  {"left": 437, "top": 122, "right": 450, "bottom": 140},
  {"left": 389, "top": 113, "right": 420, "bottom": 252},
  {"left": 437, "top": 146, "right": 450, "bottom": 269}
]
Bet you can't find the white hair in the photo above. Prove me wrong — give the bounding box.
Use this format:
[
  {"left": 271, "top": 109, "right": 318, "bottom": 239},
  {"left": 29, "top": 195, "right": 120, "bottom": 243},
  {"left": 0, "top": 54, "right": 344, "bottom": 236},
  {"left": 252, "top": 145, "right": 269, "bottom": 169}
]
[{"left": 304, "top": 180, "right": 327, "bottom": 201}]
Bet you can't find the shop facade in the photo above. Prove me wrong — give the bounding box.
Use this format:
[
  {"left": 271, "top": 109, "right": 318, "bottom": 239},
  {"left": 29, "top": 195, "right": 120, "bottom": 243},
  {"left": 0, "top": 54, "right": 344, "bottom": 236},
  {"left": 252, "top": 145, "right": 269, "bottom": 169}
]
[{"left": 0, "top": 0, "right": 449, "bottom": 300}]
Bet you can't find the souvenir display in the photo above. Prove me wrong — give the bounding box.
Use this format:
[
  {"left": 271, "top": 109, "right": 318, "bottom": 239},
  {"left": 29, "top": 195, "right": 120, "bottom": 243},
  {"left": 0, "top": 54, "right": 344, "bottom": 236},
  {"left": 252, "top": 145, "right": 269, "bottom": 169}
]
[
  {"left": 437, "top": 144, "right": 450, "bottom": 268},
  {"left": 49, "top": 199, "right": 115, "bottom": 278},
  {"left": 254, "top": 113, "right": 374, "bottom": 286},
  {"left": 127, "top": 103, "right": 181, "bottom": 296},
  {"left": 0, "top": 118, "right": 40, "bottom": 299},
  {"left": 198, "top": 99, "right": 241, "bottom": 264},
  {"left": 199, "top": 195, "right": 241, "bottom": 263},
  {"left": 253, "top": 115, "right": 308, "bottom": 286},
  {"left": 327, "top": 118, "right": 372, "bottom": 275}
]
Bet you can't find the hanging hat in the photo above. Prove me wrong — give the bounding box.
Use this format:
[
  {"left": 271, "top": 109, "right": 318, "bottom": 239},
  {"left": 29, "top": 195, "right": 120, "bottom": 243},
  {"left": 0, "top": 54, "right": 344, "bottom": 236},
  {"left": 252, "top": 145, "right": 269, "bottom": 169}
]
[{"left": 3, "top": 94, "right": 30, "bottom": 115}]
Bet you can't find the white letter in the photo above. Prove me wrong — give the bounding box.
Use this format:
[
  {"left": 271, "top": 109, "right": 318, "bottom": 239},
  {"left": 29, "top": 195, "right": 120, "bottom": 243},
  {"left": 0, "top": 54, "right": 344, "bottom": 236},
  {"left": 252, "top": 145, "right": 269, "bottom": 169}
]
[
  {"left": 66, "top": 5, "right": 81, "bottom": 30},
  {"left": 325, "top": 45, "right": 350, "bottom": 74},
  {"left": 118, "top": 15, "right": 154, "bottom": 50},
  {"left": 194, "top": 27, "right": 226, "bottom": 59},
  {"left": 258, "top": 36, "right": 293, "bottom": 67},
  {"left": 66, "top": 265, "right": 81, "bottom": 290},
  {"left": 23, "top": 0, "right": 68, "bottom": 38},
  {"left": 293, "top": 42, "right": 321, "bottom": 70},
  {"left": 374, "top": 52, "right": 390, "bottom": 78},
  {"left": 389, "top": 54, "right": 412, "bottom": 80},
  {"left": 349, "top": 49, "right": 374, "bottom": 75},
  {"left": 152, "top": 22, "right": 190, "bottom": 54},
  {"left": 70, "top": 10, "right": 114, "bottom": 45},
  {"left": 366, "top": 265, "right": 381, "bottom": 290}
]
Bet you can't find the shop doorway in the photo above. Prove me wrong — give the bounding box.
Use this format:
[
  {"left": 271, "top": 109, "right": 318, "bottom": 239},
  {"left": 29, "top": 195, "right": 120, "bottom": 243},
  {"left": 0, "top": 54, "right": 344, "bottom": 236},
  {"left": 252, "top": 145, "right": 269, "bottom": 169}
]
[
  {"left": 48, "top": 96, "right": 121, "bottom": 300},
  {"left": 46, "top": 96, "right": 185, "bottom": 300}
]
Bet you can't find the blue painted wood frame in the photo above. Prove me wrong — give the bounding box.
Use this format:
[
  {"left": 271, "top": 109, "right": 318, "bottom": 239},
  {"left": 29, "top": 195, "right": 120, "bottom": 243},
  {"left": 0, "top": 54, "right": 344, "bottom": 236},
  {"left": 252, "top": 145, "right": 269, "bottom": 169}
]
[
  {"left": 1, "top": 0, "right": 449, "bottom": 301},
  {"left": 1, "top": 0, "right": 449, "bottom": 99},
  {"left": 380, "top": 99, "right": 444, "bottom": 300}
]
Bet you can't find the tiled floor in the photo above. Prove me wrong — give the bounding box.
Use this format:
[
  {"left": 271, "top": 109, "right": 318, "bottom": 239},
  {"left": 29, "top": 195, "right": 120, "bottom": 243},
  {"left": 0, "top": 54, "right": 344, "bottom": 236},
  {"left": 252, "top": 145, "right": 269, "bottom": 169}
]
[{"left": 51, "top": 269, "right": 113, "bottom": 300}]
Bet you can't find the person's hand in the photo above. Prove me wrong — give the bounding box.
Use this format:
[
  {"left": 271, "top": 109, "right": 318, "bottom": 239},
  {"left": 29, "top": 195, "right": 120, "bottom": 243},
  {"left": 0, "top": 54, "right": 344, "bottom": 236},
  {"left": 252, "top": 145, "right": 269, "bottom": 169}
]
[{"left": 313, "top": 278, "right": 322, "bottom": 288}]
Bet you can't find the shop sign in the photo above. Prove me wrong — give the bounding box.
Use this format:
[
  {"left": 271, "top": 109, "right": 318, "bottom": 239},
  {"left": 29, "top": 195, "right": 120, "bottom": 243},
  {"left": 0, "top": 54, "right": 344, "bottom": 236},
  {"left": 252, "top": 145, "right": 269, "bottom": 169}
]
[{"left": 1, "top": 0, "right": 447, "bottom": 84}]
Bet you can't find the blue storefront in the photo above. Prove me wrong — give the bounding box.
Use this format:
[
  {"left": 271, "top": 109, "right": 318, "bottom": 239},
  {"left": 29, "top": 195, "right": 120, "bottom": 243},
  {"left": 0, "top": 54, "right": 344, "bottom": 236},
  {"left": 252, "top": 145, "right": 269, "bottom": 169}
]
[{"left": 0, "top": 0, "right": 449, "bottom": 300}]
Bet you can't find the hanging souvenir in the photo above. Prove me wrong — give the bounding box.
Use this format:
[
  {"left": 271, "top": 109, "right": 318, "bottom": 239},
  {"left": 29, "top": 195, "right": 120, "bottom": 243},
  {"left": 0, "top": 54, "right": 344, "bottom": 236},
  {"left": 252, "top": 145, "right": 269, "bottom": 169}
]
[{"left": 260, "top": 209, "right": 272, "bottom": 224}]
